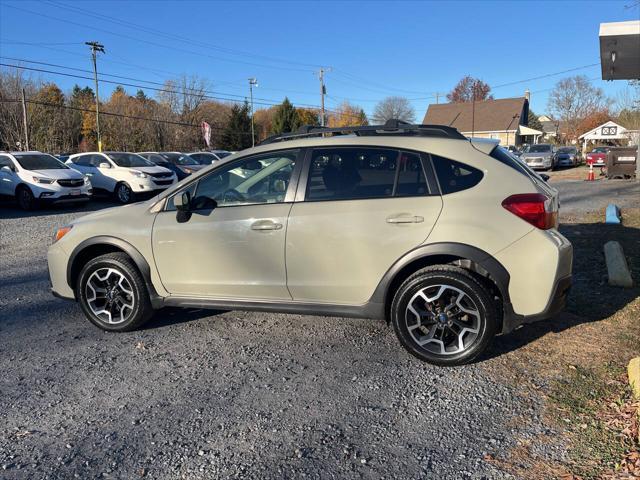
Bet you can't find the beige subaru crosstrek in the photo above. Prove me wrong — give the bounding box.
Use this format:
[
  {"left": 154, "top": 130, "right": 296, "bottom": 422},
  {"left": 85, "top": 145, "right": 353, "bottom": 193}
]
[{"left": 48, "top": 121, "right": 573, "bottom": 366}]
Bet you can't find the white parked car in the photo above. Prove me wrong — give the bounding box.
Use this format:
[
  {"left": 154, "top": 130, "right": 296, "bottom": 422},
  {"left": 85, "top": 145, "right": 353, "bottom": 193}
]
[
  {"left": 0, "top": 151, "right": 92, "bottom": 210},
  {"left": 66, "top": 152, "right": 177, "bottom": 204}
]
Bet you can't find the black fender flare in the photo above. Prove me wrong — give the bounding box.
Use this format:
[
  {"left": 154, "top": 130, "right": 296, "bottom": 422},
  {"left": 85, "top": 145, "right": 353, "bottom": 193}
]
[
  {"left": 67, "top": 236, "right": 162, "bottom": 308},
  {"left": 369, "top": 242, "right": 513, "bottom": 317}
]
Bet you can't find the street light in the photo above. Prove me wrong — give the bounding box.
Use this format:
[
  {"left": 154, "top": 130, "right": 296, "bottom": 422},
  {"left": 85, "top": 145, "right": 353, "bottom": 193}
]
[{"left": 249, "top": 78, "right": 258, "bottom": 147}]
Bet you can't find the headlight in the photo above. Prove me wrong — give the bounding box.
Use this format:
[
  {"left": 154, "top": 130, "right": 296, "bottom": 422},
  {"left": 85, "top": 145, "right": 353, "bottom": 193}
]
[
  {"left": 83, "top": 175, "right": 90, "bottom": 185},
  {"left": 53, "top": 225, "right": 72, "bottom": 243},
  {"left": 32, "top": 176, "right": 55, "bottom": 184},
  {"left": 129, "top": 170, "right": 148, "bottom": 178}
]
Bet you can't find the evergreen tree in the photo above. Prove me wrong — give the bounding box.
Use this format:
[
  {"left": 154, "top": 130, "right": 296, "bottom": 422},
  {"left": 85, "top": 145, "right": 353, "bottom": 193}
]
[
  {"left": 271, "top": 97, "right": 299, "bottom": 134},
  {"left": 527, "top": 110, "right": 544, "bottom": 132},
  {"left": 220, "top": 102, "right": 253, "bottom": 151}
]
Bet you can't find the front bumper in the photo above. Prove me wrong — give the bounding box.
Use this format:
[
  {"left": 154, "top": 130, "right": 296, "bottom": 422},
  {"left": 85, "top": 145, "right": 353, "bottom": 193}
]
[
  {"left": 130, "top": 176, "right": 177, "bottom": 193},
  {"left": 523, "top": 158, "right": 552, "bottom": 169},
  {"left": 32, "top": 182, "right": 92, "bottom": 200}
]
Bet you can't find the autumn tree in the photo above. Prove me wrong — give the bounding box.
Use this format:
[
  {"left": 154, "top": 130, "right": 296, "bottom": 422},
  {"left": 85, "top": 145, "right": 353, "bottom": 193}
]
[
  {"left": 446, "top": 76, "right": 493, "bottom": 103},
  {"left": 547, "top": 75, "right": 610, "bottom": 142},
  {"left": 296, "top": 108, "right": 319, "bottom": 127},
  {"left": 327, "top": 101, "right": 367, "bottom": 127},
  {"left": 28, "top": 83, "right": 67, "bottom": 152},
  {"left": 253, "top": 106, "right": 277, "bottom": 142},
  {"left": 576, "top": 110, "right": 611, "bottom": 137},
  {"left": 271, "top": 97, "right": 299, "bottom": 134},
  {"left": 220, "top": 102, "right": 252, "bottom": 151},
  {"left": 372, "top": 96, "right": 415, "bottom": 124}
]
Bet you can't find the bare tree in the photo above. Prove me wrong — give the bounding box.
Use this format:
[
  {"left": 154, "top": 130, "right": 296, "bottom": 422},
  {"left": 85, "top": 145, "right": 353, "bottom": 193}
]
[
  {"left": 0, "top": 69, "right": 39, "bottom": 150},
  {"left": 372, "top": 96, "right": 415, "bottom": 124},
  {"left": 547, "top": 75, "right": 610, "bottom": 142},
  {"left": 614, "top": 80, "right": 640, "bottom": 132}
]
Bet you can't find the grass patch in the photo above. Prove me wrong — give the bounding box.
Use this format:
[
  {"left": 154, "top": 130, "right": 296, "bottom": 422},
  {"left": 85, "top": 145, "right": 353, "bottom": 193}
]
[{"left": 549, "top": 364, "right": 634, "bottom": 479}]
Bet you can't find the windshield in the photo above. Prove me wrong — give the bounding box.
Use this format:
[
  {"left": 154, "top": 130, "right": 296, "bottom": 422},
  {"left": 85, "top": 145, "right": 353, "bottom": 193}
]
[
  {"left": 192, "top": 153, "right": 214, "bottom": 165},
  {"left": 107, "top": 152, "right": 154, "bottom": 167},
  {"left": 15, "top": 153, "right": 69, "bottom": 170},
  {"left": 528, "top": 145, "right": 551, "bottom": 153},
  {"left": 593, "top": 148, "right": 608, "bottom": 153},
  {"left": 215, "top": 151, "right": 231, "bottom": 159},
  {"left": 558, "top": 147, "right": 576, "bottom": 154},
  {"left": 160, "top": 152, "right": 197, "bottom": 165}
]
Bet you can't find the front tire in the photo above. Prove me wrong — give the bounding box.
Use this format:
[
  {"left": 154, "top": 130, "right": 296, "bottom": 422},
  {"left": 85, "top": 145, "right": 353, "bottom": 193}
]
[
  {"left": 115, "top": 182, "right": 134, "bottom": 204},
  {"left": 16, "top": 185, "right": 36, "bottom": 210},
  {"left": 390, "top": 266, "right": 498, "bottom": 366},
  {"left": 76, "top": 252, "right": 153, "bottom": 332}
]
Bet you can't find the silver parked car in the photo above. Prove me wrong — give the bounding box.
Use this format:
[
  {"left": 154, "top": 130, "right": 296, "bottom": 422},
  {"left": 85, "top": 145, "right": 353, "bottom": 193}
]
[{"left": 520, "top": 144, "right": 556, "bottom": 171}]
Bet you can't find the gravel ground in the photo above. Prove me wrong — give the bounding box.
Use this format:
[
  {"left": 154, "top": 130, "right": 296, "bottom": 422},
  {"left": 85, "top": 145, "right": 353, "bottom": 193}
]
[{"left": 0, "top": 179, "right": 636, "bottom": 479}]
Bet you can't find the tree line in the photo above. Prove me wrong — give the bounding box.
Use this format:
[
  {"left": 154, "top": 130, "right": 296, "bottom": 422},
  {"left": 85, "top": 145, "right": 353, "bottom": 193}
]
[
  {"left": 0, "top": 70, "right": 403, "bottom": 154},
  {"left": 1, "top": 68, "right": 637, "bottom": 153}
]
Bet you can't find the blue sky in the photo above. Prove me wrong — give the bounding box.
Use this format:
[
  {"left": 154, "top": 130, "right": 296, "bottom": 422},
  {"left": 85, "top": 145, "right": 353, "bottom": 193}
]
[{"left": 0, "top": 0, "right": 638, "bottom": 119}]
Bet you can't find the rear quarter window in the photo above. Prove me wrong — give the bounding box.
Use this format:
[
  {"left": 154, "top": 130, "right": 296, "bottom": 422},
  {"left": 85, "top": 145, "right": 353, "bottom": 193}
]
[{"left": 431, "top": 155, "right": 483, "bottom": 194}]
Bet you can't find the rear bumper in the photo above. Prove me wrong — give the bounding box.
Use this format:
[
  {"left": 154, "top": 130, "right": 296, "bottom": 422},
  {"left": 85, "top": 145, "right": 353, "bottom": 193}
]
[{"left": 502, "top": 274, "right": 572, "bottom": 333}]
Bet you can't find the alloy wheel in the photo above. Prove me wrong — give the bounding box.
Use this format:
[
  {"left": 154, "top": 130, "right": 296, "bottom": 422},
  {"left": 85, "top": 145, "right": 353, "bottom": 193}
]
[
  {"left": 117, "top": 184, "right": 131, "bottom": 203},
  {"left": 405, "top": 284, "right": 481, "bottom": 356},
  {"left": 85, "top": 267, "right": 135, "bottom": 324}
]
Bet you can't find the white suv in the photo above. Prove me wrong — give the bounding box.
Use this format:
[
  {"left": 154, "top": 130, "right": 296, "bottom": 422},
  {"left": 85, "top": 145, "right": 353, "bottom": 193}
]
[
  {"left": 67, "top": 152, "right": 177, "bottom": 204},
  {"left": 0, "top": 151, "right": 92, "bottom": 210}
]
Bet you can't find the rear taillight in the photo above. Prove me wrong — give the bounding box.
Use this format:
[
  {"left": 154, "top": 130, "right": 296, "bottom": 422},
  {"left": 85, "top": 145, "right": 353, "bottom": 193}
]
[{"left": 502, "top": 193, "right": 557, "bottom": 230}]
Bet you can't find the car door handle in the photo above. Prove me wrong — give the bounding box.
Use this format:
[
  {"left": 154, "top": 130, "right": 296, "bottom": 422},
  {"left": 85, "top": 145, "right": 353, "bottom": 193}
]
[
  {"left": 386, "top": 215, "right": 424, "bottom": 224},
  {"left": 251, "top": 220, "right": 283, "bottom": 231}
]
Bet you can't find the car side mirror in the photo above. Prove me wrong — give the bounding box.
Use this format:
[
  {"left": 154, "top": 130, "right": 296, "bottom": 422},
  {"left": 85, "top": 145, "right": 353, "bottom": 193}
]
[
  {"left": 1, "top": 165, "right": 14, "bottom": 173},
  {"left": 98, "top": 162, "right": 111, "bottom": 169},
  {"left": 540, "top": 174, "right": 550, "bottom": 182},
  {"left": 174, "top": 190, "right": 192, "bottom": 211}
]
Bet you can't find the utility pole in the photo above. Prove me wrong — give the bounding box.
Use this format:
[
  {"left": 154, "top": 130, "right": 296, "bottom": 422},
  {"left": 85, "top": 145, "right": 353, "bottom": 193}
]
[
  {"left": 248, "top": 77, "right": 258, "bottom": 147},
  {"left": 85, "top": 41, "right": 105, "bottom": 152},
  {"left": 317, "top": 67, "right": 331, "bottom": 127},
  {"left": 471, "top": 81, "right": 477, "bottom": 137},
  {"left": 20, "top": 88, "right": 30, "bottom": 151},
  {"left": 505, "top": 114, "right": 519, "bottom": 147}
]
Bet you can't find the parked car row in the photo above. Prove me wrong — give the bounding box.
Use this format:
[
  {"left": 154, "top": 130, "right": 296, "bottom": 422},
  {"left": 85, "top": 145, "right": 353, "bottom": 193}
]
[
  {"left": 506, "top": 143, "right": 615, "bottom": 171},
  {"left": 0, "top": 149, "right": 231, "bottom": 210}
]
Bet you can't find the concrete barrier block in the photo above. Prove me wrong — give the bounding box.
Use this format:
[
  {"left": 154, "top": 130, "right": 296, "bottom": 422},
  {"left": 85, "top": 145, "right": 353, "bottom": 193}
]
[
  {"left": 604, "top": 241, "right": 633, "bottom": 288},
  {"left": 605, "top": 204, "right": 621, "bottom": 224}
]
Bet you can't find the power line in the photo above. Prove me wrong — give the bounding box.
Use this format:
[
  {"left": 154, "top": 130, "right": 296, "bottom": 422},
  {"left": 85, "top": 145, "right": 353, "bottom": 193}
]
[
  {"left": 0, "top": 98, "right": 252, "bottom": 134},
  {"left": 2, "top": 3, "right": 316, "bottom": 73},
  {"left": 45, "top": 0, "right": 323, "bottom": 70},
  {"left": 0, "top": 61, "right": 366, "bottom": 119},
  {"left": 0, "top": 56, "right": 307, "bottom": 104}
]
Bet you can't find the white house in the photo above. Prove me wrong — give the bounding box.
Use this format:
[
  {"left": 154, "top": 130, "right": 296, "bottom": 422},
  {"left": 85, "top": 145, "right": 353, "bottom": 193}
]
[{"left": 578, "top": 120, "right": 639, "bottom": 151}]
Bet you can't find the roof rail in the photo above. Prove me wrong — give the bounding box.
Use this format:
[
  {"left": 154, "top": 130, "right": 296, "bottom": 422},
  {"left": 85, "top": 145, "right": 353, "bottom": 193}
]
[{"left": 258, "top": 119, "right": 466, "bottom": 145}]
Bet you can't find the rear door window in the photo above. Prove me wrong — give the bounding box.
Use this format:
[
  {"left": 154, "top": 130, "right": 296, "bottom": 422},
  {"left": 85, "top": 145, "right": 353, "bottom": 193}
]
[
  {"left": 305, "top": 147, "right": 433, "bottom": 201},
  {"left": 431, "top": 155, "right": 483, "bottom": 194}
]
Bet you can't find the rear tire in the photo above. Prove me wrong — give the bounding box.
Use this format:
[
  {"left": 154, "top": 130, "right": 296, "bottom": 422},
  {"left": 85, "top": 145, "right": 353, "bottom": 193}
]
[
  {"left": 16, "top": 185, "right": 36, "bottom": 210},
  {"left": 390, "top": 265, "right": 498, "bottom": 366},
  {"left": 115, "top": 182, "right": 134, "bottom": 204},
  {"left": 76, "top": 252, "right": 153, "bottom": 332}
]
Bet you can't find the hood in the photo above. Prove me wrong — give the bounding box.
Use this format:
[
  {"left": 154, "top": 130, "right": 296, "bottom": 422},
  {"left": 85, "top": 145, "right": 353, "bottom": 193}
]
[
  {"left": 29, "top": 168, "right": 84, "bottom": 180},
  {"left": 130, "top": 165, "right": 174, "bottom": 175},
  {"left": 179, "top": 164, "right": 206, "bottom": 171},
  {"left": 521, "top": 151, "right": 552, "bottom": 158},
  {"left": 72, "top": 199, "right": 153, "bottom": 226}
]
